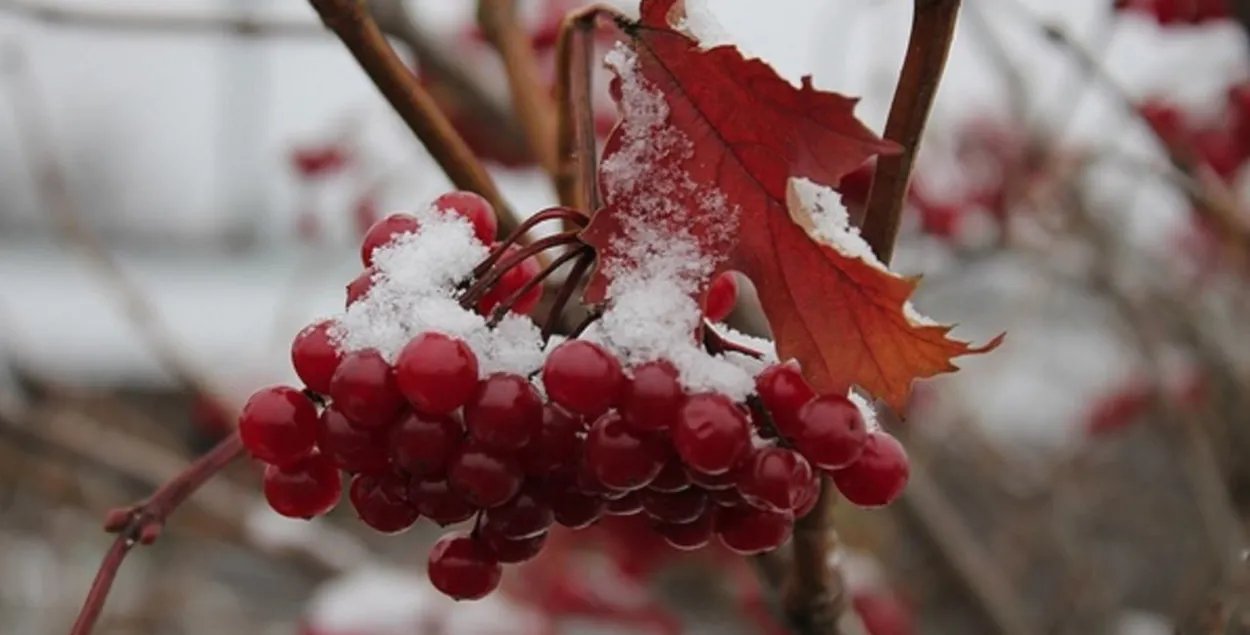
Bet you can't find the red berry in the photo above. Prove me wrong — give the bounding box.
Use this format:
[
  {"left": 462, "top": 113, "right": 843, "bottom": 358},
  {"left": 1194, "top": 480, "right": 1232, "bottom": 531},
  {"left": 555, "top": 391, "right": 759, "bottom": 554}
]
[
  {"left": 831, "top": 432, "right": 909, "bottom": 508},
  {"left": 427, "top": 533, "right": 501, "bottom": 600},
  {"left": 620, "top": 360, "right": 684, "bottom": 432},
  {"left": 390, "top": 411, "right": 463, "bottom": 477},
  {"left": 792, "top": 394, "right": 868, "bottom": 470},
  {"left": 716, "top": 506, "right": 794, "bottom": 555},
  {"left": 346, "top": 269, "right": 375, "bottom": 307},
  {"left": 431, "top": 191, "right": 497, "bottom": 244},
  {"left": 641, "top": 487, "right": 708, "bottom": 524},
  {"left": 584, "top": 411, "right": 666, "bottom": 491},
  {"left": 520, "top": 404, "right": 584, "bottom": 476},
  {"left": 463, "top": 373, "right": 544, "bottom": 451},
  {"left": 395, "top": 332, "right": 479, "bottom": 415},
  {"left": 447, "top": 443, "right": 524, "bottom": 508},
  {"left": 710, "top": 486, "right": 746, "bottom": 508},
  {"left": 291, "top": 320, "right": 343, "bottom": 394},
  {"left": 349, "top": 472, "right": 418, "bottom": 533},
  {"left": 329, "top": 349, "right": 404, "bottom": 430},
  {"left": 317, "top": 405, "right": 391, "bottom": 473},
  {"left": 687, "top": 465, "right": 737, "bottom": 491},
  {"left": 736, "top": 447, "right": 814, "bottom": 513},
  {"left": 541, "top": 340, "right": 624, "bottom": 417},
  {"left": 604, "top": 490, "right": 643, "bottom": 516},
  {"left": 239, "top": 386, "right": 318, "bottom": 467},
  {"left": 360, "top": 213, "right": 421, "bottom": 267},
  {"left": 648, "top": 458, "right": 693, "bottom": 493},
  {"left": 263, "top": 453, "right": 342, "bottom": 519},
  {"left": 794, "top": 472, "right": 823, "bottom": 518},
  {"left": 481, "top": 488, "right": 553, "bottom": 539},
  {"left": 656, "top": 509, "right": 716, "bottom": 551},
  {"left": 703, "top": 272, "right": 739, "bottom": 322},
  {"left": 408, "top": 476, "right": 477, "bottom": 526},
  {"left": 547, "top": 485, "right": 605, "bottom": 529},
  {"left": 481, "top": 529, "right": 547, "bottom": 564},
  {"left": 755, "top": 362, "right": 815, "bottom": 436},
  {"left": 673, "top": 394, "right": 750, "bottom": 475}
]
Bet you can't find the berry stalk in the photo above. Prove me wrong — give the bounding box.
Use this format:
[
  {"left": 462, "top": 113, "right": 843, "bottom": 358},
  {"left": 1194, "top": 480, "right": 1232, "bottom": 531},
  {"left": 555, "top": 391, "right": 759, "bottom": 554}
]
[
  {"left": 461, "top": 231, "right": 584, "bottom": 309},
  {"left": 487, "top": 245, "right": 591, "bottom": 327}
]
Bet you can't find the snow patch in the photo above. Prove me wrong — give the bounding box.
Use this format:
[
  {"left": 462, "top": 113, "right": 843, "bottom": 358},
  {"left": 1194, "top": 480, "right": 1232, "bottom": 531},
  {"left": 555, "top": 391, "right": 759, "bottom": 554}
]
[
  {"left": 848, "top": 391, "right": 881, "bottom": 433},
  {"left": 674, "top": 0, "right": 736, "bottom": 49},
  {"left": 787, "top": 177, "right": 886, "bottom": 270}
]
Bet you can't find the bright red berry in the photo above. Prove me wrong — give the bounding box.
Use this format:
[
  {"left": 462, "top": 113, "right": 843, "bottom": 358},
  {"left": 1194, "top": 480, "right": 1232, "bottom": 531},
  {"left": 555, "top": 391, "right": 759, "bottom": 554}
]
[
  {"left": 390, "top": 411, "right": 463, "bottom": 477},
  {"left": 673, "top": 394, "right": 750, "bottom": 475},
  {"left": 346, "top": 269, "right": 375, "bottom": 307},
  {"left": 792, "top": 394, "right": 868, "bottom": 470},
  {"left": 463, "top": 373, "right": 544, "bottom": 451},
  {"left": 620, "top": 360, "right": 684, "bottom": 432},
  {"left": 239, "top": 386, "right": 318, "bottom": 467},
  {"left": 584, "top": 411, "right": 666, "bottom": 491},
  {"left": 408, "top": 476, "right": 477, "bottom": 526},
  {"left": 481, "top": 488, "right": 553, "bottom": 539},
  {"left": 427, "top": 533, "right": 502, "bottom": 600},
  {"left": 519, "top": 404, "right": 583, "bottom": 476},
  {"left": 349, "top": 472, "right": 418, "bottom": 533},
  {"left": 317, "top": 405, "right": 391, "bottom": 473},
  {"left": 263, "top": 453, "right": 342, "bottom": 519},
  {"left": 755, "top": 362, "right": 816, "bottom": 436},
  {"left": 360, "top": 213, "right": 421, "bottom": 266},
  {"left": 655, "top": 508, "right": 716, "bottom": 551},
  {"left": 481, "top": 530, "right": 547, "bottom": 564},
  {"left": 640, "top": 487, "right": 708, "bottom": 524},
  {"left": 736, "top": 446, "right": 814, "bottom": 513},
  {"left": 329, "top": 349, "right": 404, "bottom": 430},
  {"left": 291, "top": 320, "right": 343, "bottom": 394},
  {"left": 431, "top": 191, "right": 497, "bottom": 244},
  {"left": 447, "top": 443, "right": 524, "bottom": 508},
  {"left": 542, "top": 340, "right": 624, "bottom": 417},
  {"left": 831, "top": 432, "right": 909, "bottom": 508},
  {"left": 395, "top": 332, "right": 479, "bottom": 415},
  {"left": 703, "top": 272, "right": 739, "bottom": 322},
  {"left": 716, "top": 506, "right": 794, "bottom": 555}
]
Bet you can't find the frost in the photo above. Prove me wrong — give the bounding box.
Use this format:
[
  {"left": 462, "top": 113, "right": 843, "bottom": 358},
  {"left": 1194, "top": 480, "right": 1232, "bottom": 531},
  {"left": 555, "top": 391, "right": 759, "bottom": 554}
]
[
  {"left": 848, "top": 391, "right": 880, "bottom": 432},
  {"left": 786, "top": 177, "right": 888, "bottom": 271},
  {"left": 903, "top": 300, "right": 938, "bottom": 326}
]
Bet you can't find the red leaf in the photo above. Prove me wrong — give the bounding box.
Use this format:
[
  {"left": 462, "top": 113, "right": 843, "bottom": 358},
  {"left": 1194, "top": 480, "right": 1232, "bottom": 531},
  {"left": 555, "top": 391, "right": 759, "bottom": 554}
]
[{"left": 580, "top": 0, "right": 999, "bottom": 412}]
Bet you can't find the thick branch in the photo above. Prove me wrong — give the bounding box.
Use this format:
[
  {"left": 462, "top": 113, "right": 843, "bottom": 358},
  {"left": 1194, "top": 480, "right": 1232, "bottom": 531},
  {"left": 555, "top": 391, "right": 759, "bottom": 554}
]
[{"left": 478, "top": 0, "right": 559, "bottom": 175}]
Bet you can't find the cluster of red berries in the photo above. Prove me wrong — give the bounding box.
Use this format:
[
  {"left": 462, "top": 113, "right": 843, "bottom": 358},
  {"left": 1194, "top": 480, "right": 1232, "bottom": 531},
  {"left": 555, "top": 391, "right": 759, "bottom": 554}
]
[
  {"left": 1113, "top": 0, "right": 1228, "bottom": 25},
  {"left": 1138, "top": 82, "right": 1250, "bottom": 184}
]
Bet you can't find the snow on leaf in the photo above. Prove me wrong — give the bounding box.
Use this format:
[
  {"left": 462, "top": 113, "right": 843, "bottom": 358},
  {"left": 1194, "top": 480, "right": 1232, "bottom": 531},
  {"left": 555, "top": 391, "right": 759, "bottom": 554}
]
[{"left": 580, "top": 0, "right": 999, "bottom": 412}]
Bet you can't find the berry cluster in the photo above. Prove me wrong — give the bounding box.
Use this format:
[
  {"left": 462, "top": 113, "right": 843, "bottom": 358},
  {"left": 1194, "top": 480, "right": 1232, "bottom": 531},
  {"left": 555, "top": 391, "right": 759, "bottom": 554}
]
[
  {"left": 236, "top": 190, "right": 908, "bottom": 603},
  {"left": 1138, "top": 82, "right": 1250, "bottom": 184},
  {"left": 1113, "top": 0, "right": 1228, "bottom": 26}
]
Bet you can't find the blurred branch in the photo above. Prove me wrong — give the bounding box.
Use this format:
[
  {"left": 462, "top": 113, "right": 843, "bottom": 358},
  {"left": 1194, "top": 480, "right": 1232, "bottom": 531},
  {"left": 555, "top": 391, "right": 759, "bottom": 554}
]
[
  {"left": 1231, "top": 0, "right": 1250, "bottom": 53},
  {"left": 478, "top": 0, "right": 559, "bottom": 175},
  {"left": 554, "top": 5, "right": 613, "bottom": 212}
]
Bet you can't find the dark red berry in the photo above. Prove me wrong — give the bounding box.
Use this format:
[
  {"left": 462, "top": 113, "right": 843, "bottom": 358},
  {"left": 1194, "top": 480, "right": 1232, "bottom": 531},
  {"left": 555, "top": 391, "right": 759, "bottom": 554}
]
[
  {"left": 831, "top": 432, "right": 909, "bottom": 508},
  {"left": 641, "top": 487, "right": 708, "bottom": 524},
  {"left": 604, "top": 491, "right": 643, "bottom": 516},
  {"left": 427, "top": 533, "right": 501, "bottom": 600},
  {"left": 656, "top": 509, "right": 716, "bottom": 551},
  {"left": 520, "top": 404, "right": 583, "bottom": 476},
  {"left": 648, "top": 458, "right": 693, "bottom": 493},
  {"left": 239, "top": 385, "right": 318, "bottom": 467},
  {"left": 584, "top": 411, "right": 666, "bottom": 491},
  {"left": 349, "top": 472, "right": 418, "bottom": 533},
  {"left": 481, "top": 529, "right": 547, "bottom": 564},
  {"left": 620, "top": 360, "right": 684, "bottom": 432},
  {"left": 391, "top": 411, "right": 463, "bottom": 477},
  {"left": 461, "top": 373, "right": 543, "bottom": 451},
  {"left": 703, "top": 271, "right": 739, "bottom": 322},
  {"left": 447, "top": 443, "right": 524, "bottom": 508},
  {"left": 346, "top": 269, "right": 375, "bottom": 307},
  {"left": 542, "top": 340, "right": 624, "bottom": 418},
  {"left": 710, "top": 486, "right": 746, "bottom": 508},
  {"left": 716, "top": 506, "right": 794, "bottom": 555},
  {"left": 395, "top": 332, "right": 479, "bottom": 415},
  {"left": 794, "top": 475, "right": 822, "bottom": 518},
  {"left": 547, "top": 485, "right": 605, "bottom": 529},
  {"left": 317, "top": 405, "right": 391, "bottom": 473},
  {"left": 673, "top": 394, "right": 750, "bottom": 475},
  {"left": 263, "top": 453, "right": 342, "bottom": 519},
  {"left": 793, "top": 394, "right": 868, "bottom": 470},
  {"left": 361, "top": 213, "right": 421, "bottom": 266},
  {"left": 329, "top": 349, "right": 404, "bottom": 430},
  {"left": 432, "top": 191, "right": 497, "bottom": 244},
  {"left": 755, "top": 362, "right": 816, "bottom": 436},
  {"left": 408, "top": 476, "right": 477, "bottom": 526},
  {"left": 481, "top": 489, "right": 552, "bottom": 539},
  {"left": 737, "top": 446, "right": 814, "bottom": 513},
  {"left": 291, "top": 320, "right": 343, "bottom": 394}
]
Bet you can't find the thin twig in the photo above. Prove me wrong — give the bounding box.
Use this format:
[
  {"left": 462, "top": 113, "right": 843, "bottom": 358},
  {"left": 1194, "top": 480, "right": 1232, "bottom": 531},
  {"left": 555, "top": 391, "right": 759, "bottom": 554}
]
[
  {"left": 478, "top": 0, "right": 559, "bottom": 175},
  {"left": 555, "top": 6, "right": 616, "bottom": 212}
]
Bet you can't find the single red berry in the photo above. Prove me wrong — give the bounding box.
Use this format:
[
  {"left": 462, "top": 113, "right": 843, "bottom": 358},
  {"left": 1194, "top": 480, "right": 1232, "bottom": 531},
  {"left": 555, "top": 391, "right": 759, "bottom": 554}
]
[
  {"left": 655, "top": 508, "right": 716, "bottom": 551},
  {"left": 447, "top": 442, "right": 524, "bottom": 508},
  {"left": 546, "top": 484, "right": 605, "bottom": 529},
  {"left": 831, "top": 432, "right": 909, "bottom": 508},
  {"left": 519, "top": 404, "right": 584, "bottom": 476},
  {"left": 542, "top": 340, "right": 624, "bottom": 418},
  {"left": 481, "top": 488, "right": 553, "bottom": 539},
  {"left": 792, "top": 394, "right": 868, "bottom": 470},
  {"left": 349, "top": 471, "right": 418, "bottom": 533},
  {"left": 427, "top": 533, "right": 502, "bottom": 600},
  {"left": 716, "top": 506, "right": 794, "bottom": 555},
  {"left": 736, "top": 446, "right": 814, "bottom": 513},
  {"left": 239, "top": 385, "right": 318, "bottom": 467},
  {"left": 584, "top": 411, "right": 666, "bottom": 491},
  {"left": 408, "top": 476, "right": 477, "bottom": 526},
  {"left": 263, "top": 453, "right": 342, "bottom": 519},
  {"left": 345, "top": 269, "right": 375, "bottom": 307},
  {"left": 687, "top": 465, "right": 738, "bottom": 490},
  {"left": 291, "top": 320, "right": 343, "bottom": 394},
  {"left": 481, "top": 529, "right": 547, "bottom": 564},
  {"left": 673, "top": 394, "right": 750, "bottom": 475},
  {"left": 395, "top": 332, "right": 479, "bottom": 415},
  {"left": 648, "top": 458, "right": 693, "bottom": 493},
  {"left": 317, "top": 405, "right": 391, "bottom": 473},
  {"left": 329, "top": 349, "right": 404, "bottom": 430},
  {"left": 710, "top": 486, "right": 746, "bottom": 508},
  {"left": 360, "top": 213, "right": 421, "bottom": 267},
  {"left": 432, "top": 191, "right": 497, "bottom": 244},
  {"left": 620, "top": 360, "right": 684, "bottom": 432},
  {"left": 604, "top": 490, "right": 643, "bottom": 516},
  {"left": 463, "top": 373, "right": 544, "bottom": 451},
  {"left": 703, "top": 272, "right": 739, "bottom": 322},
  {"left": 641, "top": 487, "right": 708, "bottom": 524},
  {"left": 390, "top": 410, "right": 463, "bottom": 477},
  {"left": 755, "top": 362, "right": 816, "bottom": 436}
]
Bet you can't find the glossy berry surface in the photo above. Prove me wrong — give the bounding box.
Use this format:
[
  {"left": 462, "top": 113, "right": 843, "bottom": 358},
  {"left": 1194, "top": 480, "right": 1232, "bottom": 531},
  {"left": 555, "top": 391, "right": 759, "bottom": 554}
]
[
  {"left": 648, "top": 458, "right": 693, "bottom": 493},
  {"left": 427, "top": 533, "right": 502, "bottom": 601},
  {"left": 481, "top": 530, "right": 547, "bottom": 564},
  {"left": 360, "top": 213, "right": 421, "bottom": 266},
  {"left": 345, "top": 269, "right": 375, "bottom": 307},
  {"left": 674, "top": 393, "right": 751, "bottom": 475},
  {"left": 703, "top": 271, "right": 739, "bottom": 322},
  {"left": 620, "top": 360, "right": 684, "bottom": 432},
  {"left": 395, "top": 332, "right": 479, "bottom": 415},
  {"left": 736, "top": 446, "right": 814, "bottom": 513},
  {"left": 482, "top": 489, "right": 553, "bottom": 539},
  {"left": 793, "top": 394, "right": 869, "bottom": 470},
  {"left": 432, "top": 190, "right": 497, "bottom": 244},
  {"left": 329, "top": 349, "right": 404, "bottom": 430},
  {"left": 519, "top": 404, "right": 583, "bottom": 476},
  {"left": 348, "top": 472, "right": 418, "bottom": 533},
  {"left": 408, "top": 476, "right": 477, "bottom": 526},
  {"left": 317, "top": 405, "right": 391, "bottom": 473},
  {"left": 548, "top": 486, "right": 605, "bottom": 529},
  {"left": 541, "top": 340, "right": 624, "bottom": 417},
  {"left": 604, "top": 491, "right": 644, "bottom": 516},
  {"left": 262, "top": 453, "right": 342, "bottom": 519},
  {"left": 238, "top": 385, "right": 318, "bottom": 467},
  {"left": 641, "top": 487, "right": 708, "bottom": 524},
  {"left": 463, "top": 373, "right": 544, "bottom": 451},
  {"left": 290, "top": 319, "right": 343, "bottom": 394},
  {"left": 716, "top": 506, "right": 795, "bottom": 555},
  {"left": 656, "top": 508, "right": 716, "bottom": 551},
  {"left": 447, "top": 443, "right": 524, "bottom": 508},
  {"left": 755, "top": 362, "right": 816, "bottom": 436},
  {"left": 584, "top": 411, "right": 666, "bottom": 491},
  {"left": 831, "top": 432, "right": 910, "bottom": 508},
  {"left": 390, "top": 411, "right": 463, "bottom": 477}
]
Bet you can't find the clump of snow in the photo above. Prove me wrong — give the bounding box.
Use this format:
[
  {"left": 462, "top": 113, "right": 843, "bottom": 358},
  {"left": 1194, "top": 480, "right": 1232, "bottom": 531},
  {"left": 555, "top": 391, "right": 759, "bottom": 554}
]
[
  {"left": 848, "top": 391, "right": 881, "bottom": 433},
  {"left": 329, "top": 206, "right": 547, "bottom": 376},
  {"left": 674, "top": 0, "right": 736, "bottom": 49}
]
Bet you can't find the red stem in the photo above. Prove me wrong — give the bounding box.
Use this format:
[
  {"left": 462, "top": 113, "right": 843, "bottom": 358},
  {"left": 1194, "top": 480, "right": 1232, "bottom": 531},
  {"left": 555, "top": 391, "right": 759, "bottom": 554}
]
[
  {"left": 488, "top": 245, "right": 591, "bottom": 326},
  {"left": 472, "top": 207, "right": 587, "bottom": 279},
  {"left": 462, "top": 232, "right": 584, "bottom": 308},
  {"left": 542, "top": 250, "right": 595, "bottom": 340},
  {"left": 702, "top": 323, "right": 766, "bottom": 359}
]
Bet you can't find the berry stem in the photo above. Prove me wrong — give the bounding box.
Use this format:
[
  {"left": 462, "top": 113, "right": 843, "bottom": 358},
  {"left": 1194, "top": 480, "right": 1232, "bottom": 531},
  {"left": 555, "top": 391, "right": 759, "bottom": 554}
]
[
  {"left": 702, "top": 323, "right": 765, "bottom": 359},
  {"left": 555, "top": 6, "right": 622, "bottom": 212},
  {"left": 542, "top": 250, "right": 595, "bottom": 340},
  {"left": 488, "top": 245, "right": 591, "bottom": 326},
  {"left": 461, "top": 232, "right": 585, "bottom": 308},
  {"left": 473, "top": 207, "right": 588, "bottom": 279},
  {"left": 69, "top": 432, "right": 245, "bottom": 635},
  {"left": 567, "top": 307, "right": 604, "bottom": 340}
]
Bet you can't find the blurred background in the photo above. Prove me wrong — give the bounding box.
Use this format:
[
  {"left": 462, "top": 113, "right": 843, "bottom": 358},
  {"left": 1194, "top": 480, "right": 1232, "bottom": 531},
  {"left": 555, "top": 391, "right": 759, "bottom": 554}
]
[{"left": 0, "top": 0, "right": 1247, "bottom": 633}]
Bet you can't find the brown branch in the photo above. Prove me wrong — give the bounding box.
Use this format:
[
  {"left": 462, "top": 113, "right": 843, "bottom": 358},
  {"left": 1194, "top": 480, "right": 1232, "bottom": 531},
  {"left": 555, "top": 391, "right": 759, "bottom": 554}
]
[
  {"left": 555, "top": 6, "right": 617, "bottom": 212},
  {"left": 861, "top": 0, "right": 963, "bottom": 264},
  {"left": 308, "top": 0, "right": 518, "bottom": 236},
  {"left": 783, "top": 479, "right": 845, "bottom": 634},
  {"left": 478, "top": 0, "right": 559, "bottom": 176}
]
